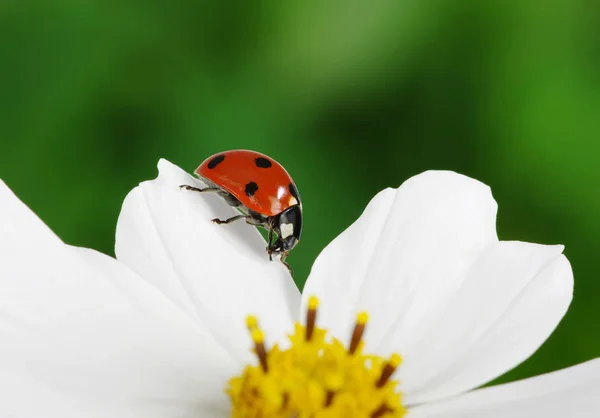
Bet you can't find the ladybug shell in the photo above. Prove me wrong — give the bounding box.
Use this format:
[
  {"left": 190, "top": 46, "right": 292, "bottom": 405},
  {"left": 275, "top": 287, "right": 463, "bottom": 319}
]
[{"left": 195, "top": 150, "right": 301, "bottom": 217}]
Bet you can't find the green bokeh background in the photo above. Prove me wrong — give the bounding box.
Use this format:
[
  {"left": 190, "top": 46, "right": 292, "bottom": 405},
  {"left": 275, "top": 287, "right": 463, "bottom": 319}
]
[{"left": 1, "top": 1, "right": 598, "bottom": 388}]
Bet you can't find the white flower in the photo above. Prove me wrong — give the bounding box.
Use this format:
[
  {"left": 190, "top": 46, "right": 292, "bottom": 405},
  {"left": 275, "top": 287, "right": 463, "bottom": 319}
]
[{"left": 0, "top": 159, "right": 597, "bottom": 417}]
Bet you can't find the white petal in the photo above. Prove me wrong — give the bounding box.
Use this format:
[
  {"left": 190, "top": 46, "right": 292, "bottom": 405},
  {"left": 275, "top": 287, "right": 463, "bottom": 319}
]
[
  {"left": 0, "top": 179, "right": 61, "bottom": 248},
  {"left": 115, "top": 159, "right": 300, "bottom": 363},
  {"left": 409, "top": 359, "right": 600, "bottom": 418},
  {"left": 0, "top": 182, "right": 233, "bottom": 417},
  {"left": 302, "top": 171, "right": 497, "bottom": 353},
  {"left": 396, "top": 242, "right": 572, "bottom": 404},
  {"left": 301, "top": 171, "right": 572, "bottom": 403}
]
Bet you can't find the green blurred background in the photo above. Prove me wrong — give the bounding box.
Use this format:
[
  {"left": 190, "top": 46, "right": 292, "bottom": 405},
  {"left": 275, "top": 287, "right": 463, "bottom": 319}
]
[{"left": 1, "top": 0, "right": 598, "bottom": 387}]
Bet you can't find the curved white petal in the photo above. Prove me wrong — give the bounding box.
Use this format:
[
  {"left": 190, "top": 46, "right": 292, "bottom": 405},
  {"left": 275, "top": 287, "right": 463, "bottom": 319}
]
[
  {"left": 115, "top": 159, "right": 300, "bottom": 364},
  {"left": 302, "top": 171, "right": 497, "bottom": 354},
  {"left": 409, "top": 359, "right": 600, "bottom": 418},
  {"left": 0, "top": 181, "right": 233, "bottom": 418},
  {"left": 0, "top": 179, "right": 62, "bottom": 248},
  {"left": 301, "top": 171, "right": 572, "bottom": 404},
  {"left": 396, "top": 242, "right": 572, "bottom": 404}
]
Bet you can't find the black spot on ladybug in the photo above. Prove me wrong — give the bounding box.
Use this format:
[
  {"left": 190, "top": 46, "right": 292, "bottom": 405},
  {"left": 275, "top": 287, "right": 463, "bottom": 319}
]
[
  {"left": 289, "top": 182, "right": 301, "bottom": 203},
  {"left": 245, "top": 181, "right": 259, "bottom": 197},
  {"left": 207, "top": 154, "right": 225, "bottom": 169},
  {"left": 255, "top": 157, "right": 272, "bottom": 168}
]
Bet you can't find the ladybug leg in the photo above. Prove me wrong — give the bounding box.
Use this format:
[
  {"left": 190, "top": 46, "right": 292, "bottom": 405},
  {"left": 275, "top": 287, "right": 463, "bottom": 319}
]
[
  {"left": 179, "top": 185, "right": 221, "bottom": 193},
  {"left": 279, "top": 252, "right": 294, "bottom": 276},
  {"left": 267, "top": 227, "right": 274, "bottom": 261},
  {"left": 211, "top": 214, "right": 246, "bottom": 225}
]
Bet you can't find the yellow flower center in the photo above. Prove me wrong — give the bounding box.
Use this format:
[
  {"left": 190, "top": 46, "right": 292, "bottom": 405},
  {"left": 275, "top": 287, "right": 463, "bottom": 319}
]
[{"left": 227, "top": 296, "right": 406, "bottom": 418}]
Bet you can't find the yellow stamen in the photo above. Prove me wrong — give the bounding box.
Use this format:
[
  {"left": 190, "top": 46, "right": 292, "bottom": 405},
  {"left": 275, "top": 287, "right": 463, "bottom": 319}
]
[
  {"left": 246, "top": 315, "right": 258, "bottom": 330},
  {"left": 371, "top": 403, "right": 392, "bottom": 418},
  {"left": 308, "top": 295, "right": 320, "bottom": 310},
  {"left": 227, "top": 297, "right": 405, "bottom": 417},
  {"left": 305, "top": 296, "right": 319, "bottom": 341},
  {"left": 376, "top": 354, "right": 402, "bottom": 388},
  {"left": 251, "top": 328, "right": 268, "bottom": 373},
  {"left": 348, "top": 311, "right": 368, "bottom": 355},
  {"left": 324, "top": 374, "right": 343, "bottom": 407}
]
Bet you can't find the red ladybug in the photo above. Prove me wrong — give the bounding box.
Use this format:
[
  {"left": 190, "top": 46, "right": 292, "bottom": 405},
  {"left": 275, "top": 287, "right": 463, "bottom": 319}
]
[{"left": 180, "top": 150, "right": 302, "bottom": 274}]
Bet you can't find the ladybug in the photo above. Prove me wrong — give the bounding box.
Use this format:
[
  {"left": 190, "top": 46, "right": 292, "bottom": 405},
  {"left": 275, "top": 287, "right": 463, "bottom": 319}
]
[{"left": 180, "top": 150, "right": 302, "bottom": 274}]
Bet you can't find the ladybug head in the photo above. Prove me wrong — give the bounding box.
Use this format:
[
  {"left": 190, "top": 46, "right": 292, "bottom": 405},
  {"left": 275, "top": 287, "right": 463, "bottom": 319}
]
[{"left": 274, "top": 205, "right": 302, "bottom": 252}]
